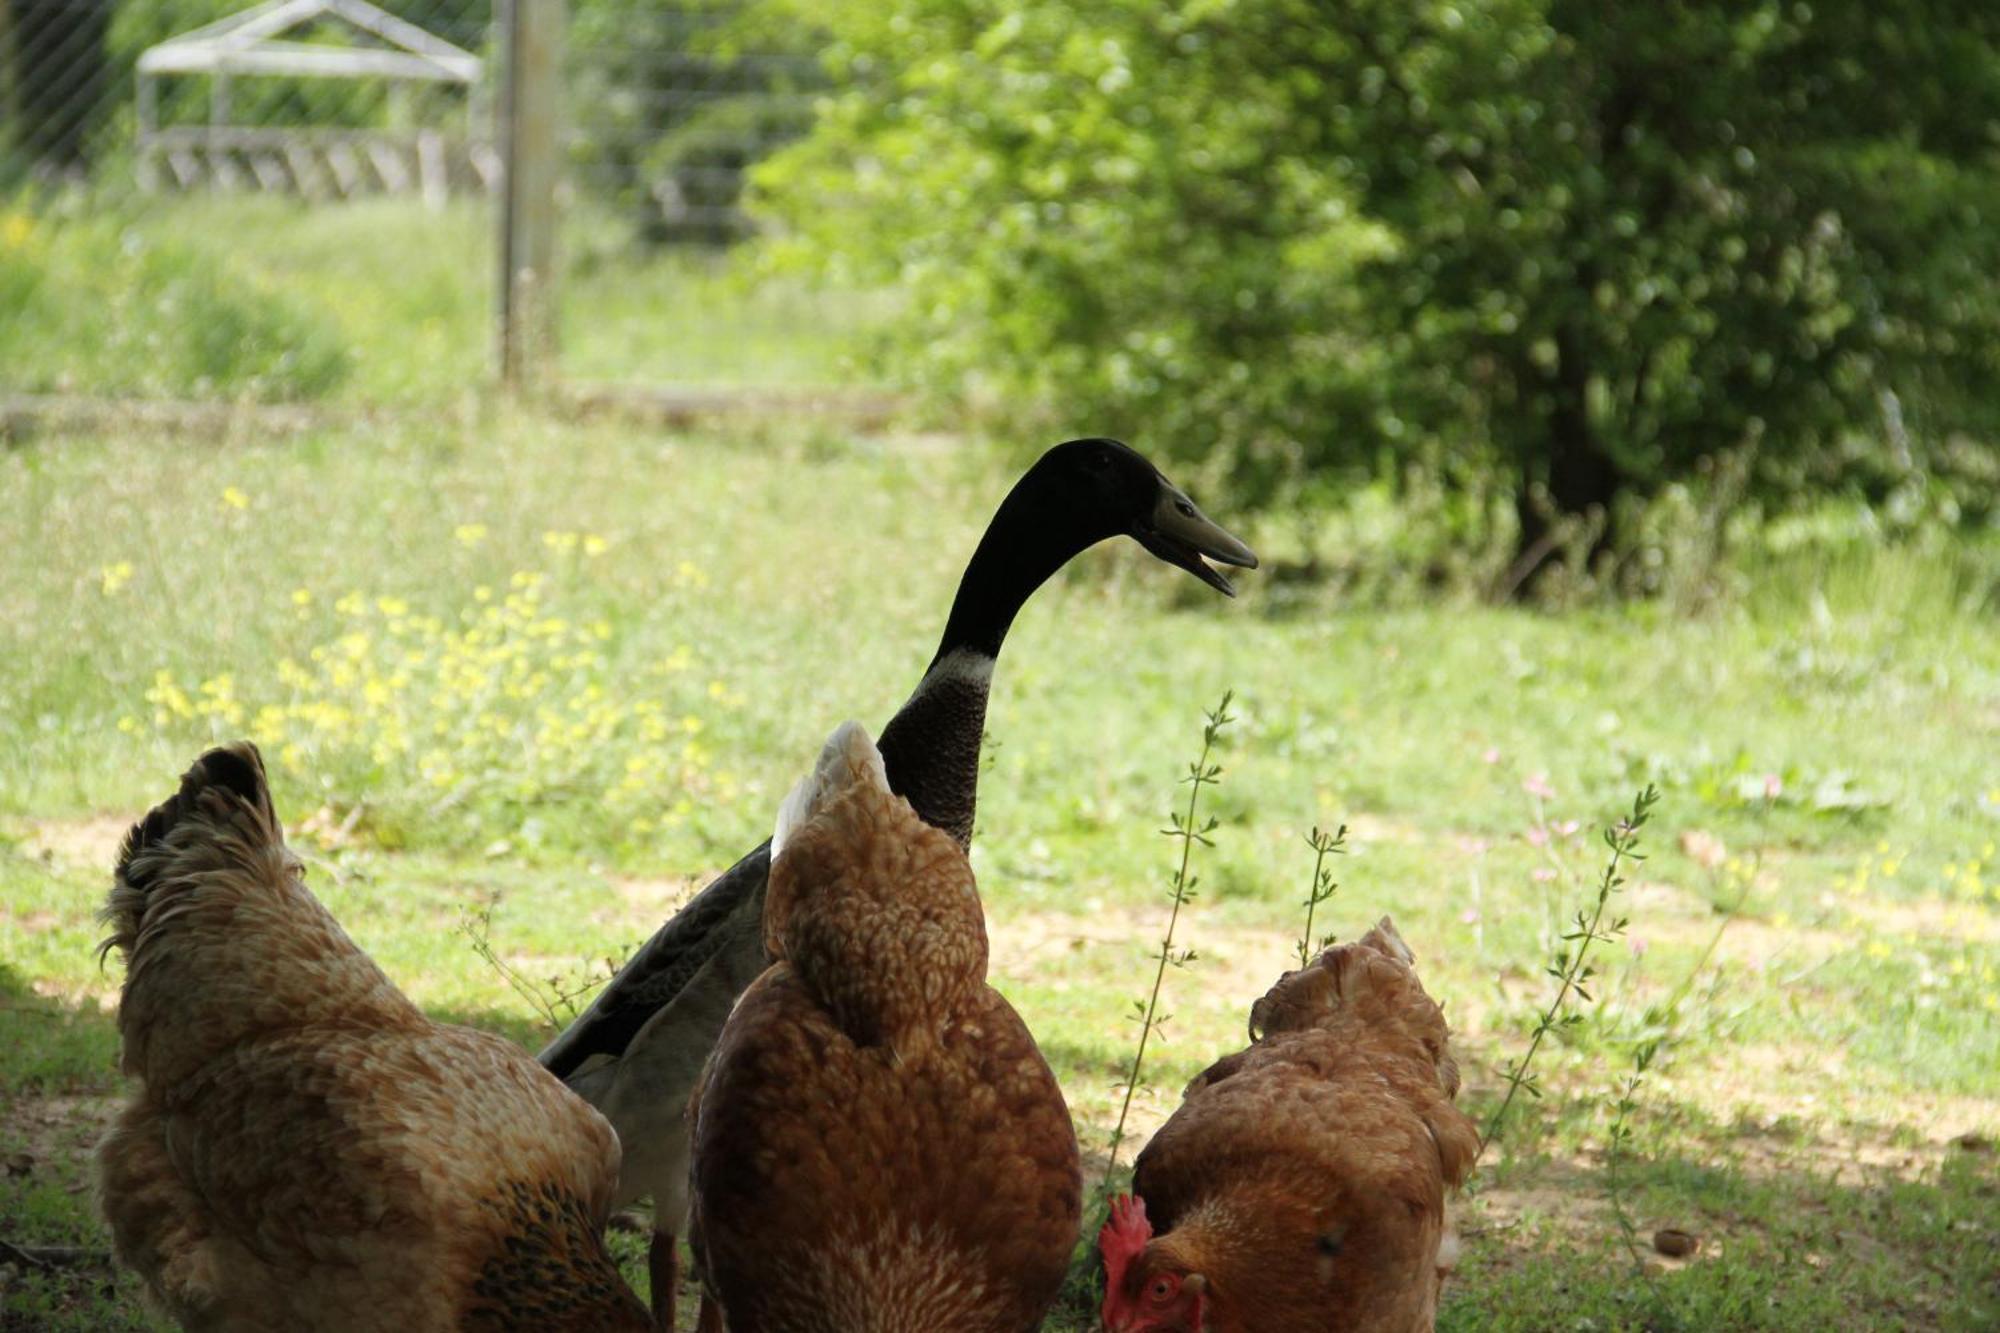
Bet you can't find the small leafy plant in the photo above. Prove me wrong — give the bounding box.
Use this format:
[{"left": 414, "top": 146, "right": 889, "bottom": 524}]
[
  {"left": 1606, "top": 1037, "right": 1662, "bottom": 1268},
  {"left": 1294, "top": 823, "right": 1348, "bottom": 966},
  {"left": 1100, "top": 689, "right": 1235, "bottom": 1192},
  {"left": 459, "top": 894, "right": 619, "bottom": 1036},
  {"left": 1482, "top": 784, "right": 1661, "bottom": 1152}
]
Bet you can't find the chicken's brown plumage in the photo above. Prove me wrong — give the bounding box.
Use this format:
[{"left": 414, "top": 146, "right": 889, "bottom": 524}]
[
  {"left": 1101, "top": 919, "right": 1478, "bottom": 1333},
  {"left": 96, "top": 743, "right": 650, "bottom": 1332},
  {"left": 688, "top": 722, "right": 1081, "bottom": 1332}
]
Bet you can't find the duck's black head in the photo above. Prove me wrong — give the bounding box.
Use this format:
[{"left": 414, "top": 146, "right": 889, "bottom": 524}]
[
  {"left": 932, "top": 437, "right": 1258, "bottom": 666},
  {"left": 1020, "top": 437, "right": 1258, "bottom": 596}
]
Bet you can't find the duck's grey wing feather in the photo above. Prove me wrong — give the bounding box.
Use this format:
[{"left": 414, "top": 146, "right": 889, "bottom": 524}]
[{"left": 538, "top": 840, "right": 773, "bottom": 1078}]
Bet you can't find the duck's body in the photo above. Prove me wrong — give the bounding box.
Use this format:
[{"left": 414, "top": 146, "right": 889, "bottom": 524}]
[{"left": 539, "top": 438, "right": 1254, "bottom": 1329}]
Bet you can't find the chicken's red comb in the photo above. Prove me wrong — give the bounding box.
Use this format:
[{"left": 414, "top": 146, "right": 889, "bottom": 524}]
[{"left": 1098, "top": 1193, "right": 1152, "bottom": 1289}]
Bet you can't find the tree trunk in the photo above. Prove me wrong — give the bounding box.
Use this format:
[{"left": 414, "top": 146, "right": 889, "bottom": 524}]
[{"left": 1505, "top": 324, "right": 1625, "bottom": 596}]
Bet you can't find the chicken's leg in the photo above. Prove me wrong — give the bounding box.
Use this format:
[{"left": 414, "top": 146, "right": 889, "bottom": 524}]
[
  {"left": 649, "top": 1227, "right": 677, "bottom": 1332},
  {"left": 694, "top": 1291, "right": 725, "bottom": 1333}
]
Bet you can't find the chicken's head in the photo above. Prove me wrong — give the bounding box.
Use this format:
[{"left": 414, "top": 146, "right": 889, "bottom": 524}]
[{"left": 1099, "top": 1194, "right": 1208, "bottom": 1332}]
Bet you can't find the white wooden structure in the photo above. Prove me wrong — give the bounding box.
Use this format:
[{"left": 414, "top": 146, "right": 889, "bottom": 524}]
[{"left": 136, "top": 0, "right": 494, "bottom": 204}]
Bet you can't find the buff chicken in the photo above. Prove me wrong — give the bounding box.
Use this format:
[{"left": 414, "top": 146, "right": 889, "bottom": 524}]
[
  {"left": 95, "top": 742, "right": 650, "bottom": 1332},
  {"left": 686, "top": 721, "right": 1082, "bottom": 1332},
  {"left": 1100, "top": 919, "right": 1478, "bottom": 1333}
]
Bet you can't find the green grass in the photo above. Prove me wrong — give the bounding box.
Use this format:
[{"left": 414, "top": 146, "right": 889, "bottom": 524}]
[
  {"left": 1, "top": 419, "right": 1997, "bottom": 1329},
  {"left": 0, "top": 194, "right": 884, "bottom": 404}
]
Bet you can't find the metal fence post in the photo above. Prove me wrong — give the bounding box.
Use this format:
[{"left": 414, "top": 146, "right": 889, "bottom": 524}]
[{"left": 497, "top": 0, "right": 564, "bottom": 390}]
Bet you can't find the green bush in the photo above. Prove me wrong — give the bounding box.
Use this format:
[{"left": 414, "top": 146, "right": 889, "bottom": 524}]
[
  {"left": 0, "top": 200, "right": 350, "bottom": 399},
  {"left": 745, "top": 0, "right": 2000, "bottom": 553}
]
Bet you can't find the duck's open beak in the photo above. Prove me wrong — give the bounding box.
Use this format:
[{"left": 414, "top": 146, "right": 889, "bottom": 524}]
[{"left": 1137, "top": 482, "right": 1259, "bottom": 597}]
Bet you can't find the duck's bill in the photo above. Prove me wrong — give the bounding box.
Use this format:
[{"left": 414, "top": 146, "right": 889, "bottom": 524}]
[{"left": 1139, "top": 483, "right": 1259, "bottom": 597}]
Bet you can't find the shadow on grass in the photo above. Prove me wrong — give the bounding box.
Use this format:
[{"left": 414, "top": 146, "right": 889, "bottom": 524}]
[
  {"left": 0, "top": 961, "right": 120, "bottom": 1095},
  {"left": 1444, "top": 1089, "right": 2000, "bottom": 1333},
  {"left": 7, "top": 954, "right": 1994, "bottom": 1331}
]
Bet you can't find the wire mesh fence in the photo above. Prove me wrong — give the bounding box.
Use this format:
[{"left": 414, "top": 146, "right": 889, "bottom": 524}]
[
  {"left": 0, "top": 0, "right": 878, "bottom": 408},
  {"left": 557, "top": 0, "right": 884, "bottom": 393}
]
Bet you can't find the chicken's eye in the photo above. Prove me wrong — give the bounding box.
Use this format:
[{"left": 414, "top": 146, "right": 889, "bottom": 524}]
[{"left": 1148, "top": 1276, "right": 1176, "bottom": 1301}]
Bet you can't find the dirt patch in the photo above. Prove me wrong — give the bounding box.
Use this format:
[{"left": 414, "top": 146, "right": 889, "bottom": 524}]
[
  {"left": 1840, "top": 895, "right": 2000, "bottom": 944},
  {"left": 601, "top": 874, "right": 702, "bottom": 929},
  {"left": 1, "top": 1093, "right": 120, "bottom": 1182},
  {"left": 989, "top": 906, "right": 1298, "bottom": 1019},
  {"left": 16, "top": 816, "right": 131, "bottom": 876},
  {"left": 26, "top": 976, "right": 119, "bottom": 1008}
]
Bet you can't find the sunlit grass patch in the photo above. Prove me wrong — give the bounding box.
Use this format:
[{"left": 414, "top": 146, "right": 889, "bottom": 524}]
[{"left": 2, "top": 421, "right": 1997, "bottom": 1329}]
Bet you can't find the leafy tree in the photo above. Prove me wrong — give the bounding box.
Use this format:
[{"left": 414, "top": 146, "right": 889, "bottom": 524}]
[{"left": 747, "top": 0, "right": 2000, "bottom": 565}]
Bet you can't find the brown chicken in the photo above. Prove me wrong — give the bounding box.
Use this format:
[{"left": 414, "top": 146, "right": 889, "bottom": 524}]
[
  {"left": 1099, "top": 919, "right": 1478, "bottom": 1333},
  {"left": 95, "top": 743, "right": 650, "bottom": 1332},
  {"left": 687, "top": 721, "right": 1082, "bottom": 1332}
]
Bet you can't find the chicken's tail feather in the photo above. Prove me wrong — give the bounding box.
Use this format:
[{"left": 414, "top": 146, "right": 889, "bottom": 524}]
[
  {"left": 102, "top": 742, "right": 279, "bottom": 965},
  {"left": 771, "top": 720, "right": 888, "bottom": 861},
  {"left": 1357, "top": 915, "right": 1416, "bottom": 966}
]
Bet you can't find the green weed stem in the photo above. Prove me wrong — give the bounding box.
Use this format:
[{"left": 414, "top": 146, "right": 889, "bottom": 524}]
[
  {"left": 1481, "top": 784, "right": 1659, "bottom": 1154},
  {"left": 1295, "top": 823, "right": 1347, "bottom": 966},
  {"left": 1101, "top": 690, "right": 1234, "bottom": 1192}
]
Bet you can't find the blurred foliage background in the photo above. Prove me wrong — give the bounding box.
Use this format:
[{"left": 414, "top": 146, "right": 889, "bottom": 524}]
[
  {"left": 3, "top": 0, "right": 1999, "bottom": 588},
  {"left": 744, "top": 0, "right": 2000, "bottom": 572}
]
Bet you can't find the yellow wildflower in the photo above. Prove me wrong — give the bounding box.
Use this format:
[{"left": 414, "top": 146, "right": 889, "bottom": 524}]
[
  {"left": 455, "top": 523, "right": 488, "bottom": 548},
  {"left": 221, "top": 486, "right": 250, "bottom": 510},
  {"left": 100, "top": 561, "right": 134, "bottom": 595}
]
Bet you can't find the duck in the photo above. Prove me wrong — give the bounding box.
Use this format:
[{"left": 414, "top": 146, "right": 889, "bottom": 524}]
[{"left": 537, "top": 436, "right": 1255, "bottom": 1330}]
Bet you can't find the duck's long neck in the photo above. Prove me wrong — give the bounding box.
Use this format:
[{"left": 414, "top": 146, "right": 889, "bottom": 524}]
[{"left": 873, "top": 479, "right": 1108, "bottom": 848}]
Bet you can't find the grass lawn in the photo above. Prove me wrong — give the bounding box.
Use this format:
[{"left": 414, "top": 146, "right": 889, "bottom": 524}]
[{"left": 1, "top": 417, "right": 1997, "bottom": 1330}]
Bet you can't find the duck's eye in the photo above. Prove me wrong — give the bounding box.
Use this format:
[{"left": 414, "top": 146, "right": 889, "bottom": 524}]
[{"left": 1175, "top": 498, "right": 1195, "bottom": 517}]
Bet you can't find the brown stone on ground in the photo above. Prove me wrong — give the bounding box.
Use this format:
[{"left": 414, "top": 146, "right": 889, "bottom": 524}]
[{"left": 1652, "top": 1228, "right": 1700, "bottom": 1257}]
